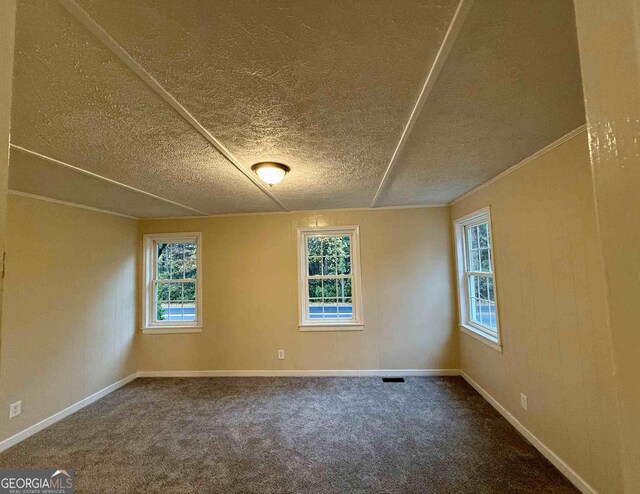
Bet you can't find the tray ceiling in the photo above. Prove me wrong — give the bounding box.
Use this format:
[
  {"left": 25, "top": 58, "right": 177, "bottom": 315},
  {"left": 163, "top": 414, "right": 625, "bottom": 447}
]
[{"left": 9, "top": 0, "right": 585, "bottom": 217}]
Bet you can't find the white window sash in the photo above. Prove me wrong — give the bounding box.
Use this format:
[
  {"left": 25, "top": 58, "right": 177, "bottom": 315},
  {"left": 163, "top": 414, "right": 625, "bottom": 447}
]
[
  {"left": 298, "top": 226, "right": 364, "bottom": 329},
  {"left": 142, "top": 232, "right": 202, "bottom": 333},
  {"left": 453, "top": 207, "right": 501, "bottom": 350}
]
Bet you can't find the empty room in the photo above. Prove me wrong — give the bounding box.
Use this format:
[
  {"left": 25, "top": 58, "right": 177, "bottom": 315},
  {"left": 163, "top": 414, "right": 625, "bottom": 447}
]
[{"left": 0, "top": 0, "right": 638, "bottom": 493}]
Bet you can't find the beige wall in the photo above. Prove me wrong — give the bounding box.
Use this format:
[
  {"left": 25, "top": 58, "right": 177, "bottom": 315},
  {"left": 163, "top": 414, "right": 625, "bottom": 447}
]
[
  {"left": 138, "top": 207, "right": 458, "bottom": 372},
  {"left": 574, "top": 2, "right": 640, "bottom": 491},
  {"left": 0, "top": 0, "right": 17, "bottom": 349},
  {"left": 0, "top": 194, "right": 138, "bottom": 443},
  {"left": 451, "top": 132, "right": 623, "bottom": 493}
]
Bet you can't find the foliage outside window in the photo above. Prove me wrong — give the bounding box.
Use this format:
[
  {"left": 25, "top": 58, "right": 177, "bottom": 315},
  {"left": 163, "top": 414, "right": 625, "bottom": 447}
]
[
  {"left": 142, "top": 233, "right": 202, "bottom": 333},
  {"left": 454, "top": 208, "right": 501, "bottom": 349},
  {"left": 298, "top": 226, "right": 363, "bottom": 329}
]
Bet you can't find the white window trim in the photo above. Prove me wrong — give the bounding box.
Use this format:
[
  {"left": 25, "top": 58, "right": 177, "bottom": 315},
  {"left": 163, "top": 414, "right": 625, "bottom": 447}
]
[
  {"left": 142, "top": 232, "right": 203, "bottom": 334},
  {"left": 297, "top": 226, "right": 364, "bottom": 331},
  {"left": 453, "top": 207, "right": 502, "bottom": 352}
]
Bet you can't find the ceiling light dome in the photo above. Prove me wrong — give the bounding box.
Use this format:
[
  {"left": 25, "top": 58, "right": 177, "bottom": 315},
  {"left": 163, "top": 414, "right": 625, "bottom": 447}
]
[{"left": 251, "top": 162, "right": 290, "bottom": 186}]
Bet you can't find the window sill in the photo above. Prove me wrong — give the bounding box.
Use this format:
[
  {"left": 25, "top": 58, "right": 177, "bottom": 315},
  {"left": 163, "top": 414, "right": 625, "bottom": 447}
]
[
  {"left": 459, "top": 324, "right": 502, "bottom": 353},
  {"left": 299, "top": 323, "right": 364, "bottom": 332},
  {"left": 142, "top": 327, "right": 202, "bottom": 335}
]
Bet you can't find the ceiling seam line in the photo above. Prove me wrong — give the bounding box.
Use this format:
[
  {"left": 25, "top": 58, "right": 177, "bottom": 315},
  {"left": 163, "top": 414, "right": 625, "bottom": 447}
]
[
  {"left": 369, "top": 0, "right": 474, "bottom": 208},
  {"left": 10, "top": 144, "right": 209, "bottom": 216},
  {"left": 56, "top": 0, "right": 290, "bottom": 212},
  {"left": 8, "top": 190, "right": 141, "bottom": 220}
]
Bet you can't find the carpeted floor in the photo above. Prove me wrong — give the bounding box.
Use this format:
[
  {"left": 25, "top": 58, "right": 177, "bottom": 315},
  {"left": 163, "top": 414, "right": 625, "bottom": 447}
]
[{"left": 0, "top": 377, "right": 577, "bottom": 493}]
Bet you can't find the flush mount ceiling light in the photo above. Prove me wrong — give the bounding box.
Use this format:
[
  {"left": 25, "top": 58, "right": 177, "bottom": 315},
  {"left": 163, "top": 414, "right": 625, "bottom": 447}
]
[{"left": 251, "top": 162, "right": 290, "bottom": 186}]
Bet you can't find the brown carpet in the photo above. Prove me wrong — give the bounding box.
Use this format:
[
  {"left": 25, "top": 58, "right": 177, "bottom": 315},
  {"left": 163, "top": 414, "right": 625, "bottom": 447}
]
[{"left": 0, "top": 377, "right": 577, "bottom": 493}]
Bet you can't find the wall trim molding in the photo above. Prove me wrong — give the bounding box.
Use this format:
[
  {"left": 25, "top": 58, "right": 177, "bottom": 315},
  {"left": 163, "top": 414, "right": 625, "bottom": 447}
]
[
  {"left": 449, "top": 125, "right": 588, "bottom": 205},
  {"left": 137, "top": 369, "right": 461, "bottom": 378},
  {"left": 461, "top": 372, "right": 597, "bottom": 494},
  {"left": 0, "top": 373, "right": 138, "bottom": 453},
  {"left": 8, "top": 190, "right": 139, "bottom": 220}
]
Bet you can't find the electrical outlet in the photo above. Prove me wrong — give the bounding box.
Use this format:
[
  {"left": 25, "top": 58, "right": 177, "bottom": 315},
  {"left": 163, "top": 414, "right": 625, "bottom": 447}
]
[
  {"left": 277, "top": 349, "right": 285, "bottom": 360},
  {"left": 520, "top": 393, "right": 528, "bottom": 411},
  {"left": 9, "top": 401, "right": 22, "bottom": 419}
]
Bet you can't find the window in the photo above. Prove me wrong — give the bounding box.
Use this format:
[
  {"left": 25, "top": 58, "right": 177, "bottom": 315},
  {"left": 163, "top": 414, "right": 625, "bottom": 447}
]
[
  {"left": 453, "top": 207, "right": 501, "bottom": 350},
  {"left": 297, "top": 226, "right": 363, "bottom": 330},
  {"left": 142, "top": 232, "right": 202, "bottom": 334}
]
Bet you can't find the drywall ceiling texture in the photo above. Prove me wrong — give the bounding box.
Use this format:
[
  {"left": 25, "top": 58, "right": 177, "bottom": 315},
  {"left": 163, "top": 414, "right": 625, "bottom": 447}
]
[
  {"left": 8, "top": 148, "right": 194, "bottom": 218},
  {"left": 72, "top": 0, "right": 460, "bottom": 211},
  {"left": 10, "top": 0, "right": 587, "bottom": 216},
  {"left": 377, "top": 0, "right": 586, "bottom": 206},
  {"left": 10, "top": 0, "right": 277, "bottom": 217}
]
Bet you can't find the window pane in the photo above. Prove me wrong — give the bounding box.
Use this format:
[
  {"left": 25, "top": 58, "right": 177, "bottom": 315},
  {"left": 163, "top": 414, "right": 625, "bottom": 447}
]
[
  {"left": 169, "top": 283, "right": 183, "bottom": 301},
  {"left": 478, "top": 276, "right": 487, "bottom": 299},
  {"left": 338, "top": 298, "right": 353, "bottom": 319},
  {"left": 156, "top": 242, "right": 197, "bottom": 280},
  {"left": 337, "top": 256, "right": 351, "bottom": 275},
  {"left": 182, "top": 282, "right": 196, "bottom": 304},
  {"left": 156, "top": 282, "right": 169, "bottom": 302},
  {"left": 156, "top": 243, "right": 170, "bottom": 279},
  {"left": 167, "top": 243, "right": 184, "bottom": 279},
  {"left": 468, "top": 277, "right": 497, "bottom": 332},
  {"left": 336, "top": 236, "right": 351, "bottom": 256},
  {"left": 323, "top": 279, "right": 337, "bottom": 303},
  {"left": 467, "top": 226, "right": 478, "bottom": 250},
  {"left": 470, "top": 249, "right": 480, "bottom": 272},
  {"left": 309, "top": 279, "right": 322, "bottom": 299},
  {"left": 307, "top": 237, "right": 321, "bottom": 256},
  {"left": 323, "top": 304, "right": 338, "bottom": 317},
  {"left": 183, "top": 242, "right": 197, "bottom": 279},
  {"left": 308, "top": 257, "right": 321, "bottom": 276},
  {"left": 155, "top": 284, "right": 169, "bottom": 321},
  {"left": 322, "top": 256, "right": 337, "bottom": 276},
  {"left": 468, "top": 275, "right": 477, "bottom": 299},
  {"left": 469, "top": 296, "right": 478, "bottom": 324},
  {"left": 166, "top": 303, "right": 184, "bottom": 321},
  {"left": 480, "top": 249, "right": 492, "bottom": 272},
  {"left": 338, "top": 278, "right": 352, "bottom": 300},
  {"left": 321, "top": 237, "right": 336, "bottom": 256},
  {"left": 488, "top": 301, "right": 496, "bottom": 330},
  {"left": 181, "top": 302, "right": 196, "bottom": 322},
  {"left": 478, "top": 223, "right": 489, "bottom": 248}
]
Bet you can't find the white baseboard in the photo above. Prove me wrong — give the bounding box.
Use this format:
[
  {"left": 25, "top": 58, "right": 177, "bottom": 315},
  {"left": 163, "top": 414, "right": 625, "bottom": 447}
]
[
  {"left": 0, "top": 372, "right": 138, "bottom": 453},
  {"left": 461, "top": 372, "right": 597, "bottom": 494},
  {"left": 137, "top": 369, "right": 461, "bottom": 378}
]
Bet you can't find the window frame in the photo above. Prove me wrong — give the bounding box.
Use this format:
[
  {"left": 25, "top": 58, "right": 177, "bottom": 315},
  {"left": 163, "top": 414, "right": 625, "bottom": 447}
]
[
  {"left": 297, "top": 226, "right": 364, "bottom": 331},
  {"left": 142, "top": 232, "right": 203, "bottom": 334},
  {"left": 453, "top": 207, "right": 502, "bottom": 351}
]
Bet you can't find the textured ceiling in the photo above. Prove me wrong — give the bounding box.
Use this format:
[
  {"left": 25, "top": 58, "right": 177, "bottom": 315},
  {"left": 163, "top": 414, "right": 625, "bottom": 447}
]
[
  {"left": 11, "top": 0, "right": 278, "bottom": 216},
  {"left": 68, "top": 0, "right": 460, "bottom": 211},
  {"left": 9, "top": 147, "right": 197, "bottom": 218},
  {"left": 377, "top": 0, "right": 586, "bottom": 206},
  {"left": 9, "top": 0, "right": 586, "bottom": 217}
]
